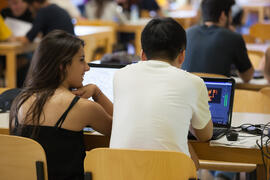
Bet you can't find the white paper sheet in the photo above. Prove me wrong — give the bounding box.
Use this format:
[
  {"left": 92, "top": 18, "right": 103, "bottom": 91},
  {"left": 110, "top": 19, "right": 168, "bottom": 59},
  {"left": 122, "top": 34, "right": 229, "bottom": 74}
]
[{"left": 4, "top": 17, "right": 32, "bottom": 37}]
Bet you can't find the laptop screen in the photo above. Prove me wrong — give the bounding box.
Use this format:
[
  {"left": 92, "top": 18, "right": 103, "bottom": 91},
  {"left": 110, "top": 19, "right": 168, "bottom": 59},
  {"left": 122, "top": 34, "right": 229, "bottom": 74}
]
[
  {"left": 82, "top": 63, "right": 126, "bottom": 102},
  {"left": 202, "top": 77, "right": 235, "bottom": 128}
]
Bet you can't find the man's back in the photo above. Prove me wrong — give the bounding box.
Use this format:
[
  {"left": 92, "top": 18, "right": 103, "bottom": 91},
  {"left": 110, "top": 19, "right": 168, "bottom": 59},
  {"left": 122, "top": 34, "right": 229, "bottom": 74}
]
[
  {"left": 26, "top": 4, "right": 74, "bottom": 41},
  {"left": 110, "top": 60, "right": 211, "bottom": 156},
  {"left": 182, "top": 25, "right": 252, "bottom": 77}
]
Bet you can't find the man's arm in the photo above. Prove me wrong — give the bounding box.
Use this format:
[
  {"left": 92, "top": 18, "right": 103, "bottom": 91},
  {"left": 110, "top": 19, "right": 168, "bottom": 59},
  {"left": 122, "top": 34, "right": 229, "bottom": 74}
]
[
  {"left": 190, "top": 120, "right": 213, "bottom": 142},
  {"left": 238, "top": 66, "right": 254, "bottom": 83}
]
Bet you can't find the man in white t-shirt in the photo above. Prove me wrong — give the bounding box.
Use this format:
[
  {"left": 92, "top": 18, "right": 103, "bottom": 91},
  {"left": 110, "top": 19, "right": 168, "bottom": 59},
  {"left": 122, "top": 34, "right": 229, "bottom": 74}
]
[{"left": 110, "top": 17, "right": 213, "bottom": 168}]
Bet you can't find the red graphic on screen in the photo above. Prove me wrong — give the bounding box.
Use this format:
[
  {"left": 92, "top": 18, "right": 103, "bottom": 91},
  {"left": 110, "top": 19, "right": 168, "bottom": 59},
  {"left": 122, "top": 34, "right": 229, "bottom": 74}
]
[{"left": 208, "top": 88, "right": 222, "bottom": 103}]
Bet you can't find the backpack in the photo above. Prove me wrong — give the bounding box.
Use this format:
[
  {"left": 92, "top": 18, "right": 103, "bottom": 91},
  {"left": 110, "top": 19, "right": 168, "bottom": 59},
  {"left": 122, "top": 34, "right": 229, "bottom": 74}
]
[{"left": 0, "top": 88, "right": 21, "bottom": 112}]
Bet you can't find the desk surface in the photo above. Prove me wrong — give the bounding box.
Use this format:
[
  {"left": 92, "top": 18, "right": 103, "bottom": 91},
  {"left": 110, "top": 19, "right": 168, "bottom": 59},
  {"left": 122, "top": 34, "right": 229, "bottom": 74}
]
[
  {"left": 234, "top": 77, "right": 270, "bottom": 90},
  {"left": 237, "top": 0, "right": 270, "bottom": 7},
  {"left": 167, "top": 9, "right": 197, "bottom": 18},
  {"left": 74, "top": 26, "right": 113, "bottom": 36},
  {"left": 0, "top": 41, "right": 38, "bottom": 90},
  {"left": 0, "top": 112, "right": 269, "bottom": 179},
  {"left": 246, "top": 43, "right": 269, "bottom": 53}
]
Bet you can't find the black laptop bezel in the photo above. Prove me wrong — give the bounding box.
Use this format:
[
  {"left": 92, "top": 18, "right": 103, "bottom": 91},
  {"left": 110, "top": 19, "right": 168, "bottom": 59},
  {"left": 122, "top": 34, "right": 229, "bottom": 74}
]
[
  {"left": 88, "top": 62, "right": 126, "bottom": 69},
  {"left": 201, "top": 77, "right": 235, "bottom": 128}
]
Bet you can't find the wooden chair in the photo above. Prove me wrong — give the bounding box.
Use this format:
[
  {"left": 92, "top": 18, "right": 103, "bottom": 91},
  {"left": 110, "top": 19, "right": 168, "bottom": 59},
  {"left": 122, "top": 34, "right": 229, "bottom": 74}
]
[
  {"left": 0, "top": 134, "right": 48, "bottom": 180},
  {"left": 84, "top": 148, "right": 197, "bottom": 180},
  {"left": 242, "top": 34, "right": 256, "bottom": 44},
  {"left": 249, "top": 23, "right": 270, "bottom": 43},
  {"left": 247, "top": 50, "right": 265, "bottom": 70},
  {"left": 233, "top": 87, "right": 270, "bottom": 113}
]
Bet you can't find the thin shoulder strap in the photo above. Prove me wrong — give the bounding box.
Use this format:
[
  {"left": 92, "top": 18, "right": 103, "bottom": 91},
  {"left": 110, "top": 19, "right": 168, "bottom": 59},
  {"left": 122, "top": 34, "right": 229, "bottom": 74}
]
[{"left": 55, "top": 96, "right": 80, "bottom": 128}]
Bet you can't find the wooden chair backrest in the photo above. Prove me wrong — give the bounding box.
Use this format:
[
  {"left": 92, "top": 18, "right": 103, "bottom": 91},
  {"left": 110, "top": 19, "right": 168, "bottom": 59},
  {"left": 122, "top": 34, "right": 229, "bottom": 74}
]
[
  {"left": 249, "top": 23, "right": 270, "bottom": 42},
  {"left": 247, "top": 50, "right": 265, "bottom": 69},
  {"left": 191, "top": 72, "right": 228, "bottom": 78},
  {"left": 242, "top": 34, "right": 256, "bottom": 43},
  {"left": 233, "top": 87, "right": 270, "bottom": 113},
  {"left": 0, "top": 134, "right": 48, "bottom": 180},
  {"left": 84, "top": 148, "right": 197, "bottom": 180}
]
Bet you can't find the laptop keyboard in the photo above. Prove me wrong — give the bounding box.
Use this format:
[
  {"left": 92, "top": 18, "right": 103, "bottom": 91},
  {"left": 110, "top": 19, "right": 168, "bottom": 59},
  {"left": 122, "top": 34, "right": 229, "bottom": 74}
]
[
  {"left": 188, "top": 128, "right": 227, "bottom": 140},
  {"left": 212, "top": 128, "right": 227, "bottom": 140}
]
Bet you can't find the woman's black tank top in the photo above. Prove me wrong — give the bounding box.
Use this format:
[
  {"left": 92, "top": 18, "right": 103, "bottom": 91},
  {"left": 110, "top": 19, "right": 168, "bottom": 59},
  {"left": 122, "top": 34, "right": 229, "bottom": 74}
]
[{"left": 12, "top": 96, "right": 85, "bottom": 180}]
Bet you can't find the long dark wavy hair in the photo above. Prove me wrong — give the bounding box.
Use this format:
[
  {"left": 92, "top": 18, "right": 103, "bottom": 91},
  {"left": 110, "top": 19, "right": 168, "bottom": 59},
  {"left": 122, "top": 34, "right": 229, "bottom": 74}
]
[
  {"left": 94, "top": 0, "right": 111, "bottom": 18},
  {"left": 9, "top": 30, "right": 84, "bottom": 137}
]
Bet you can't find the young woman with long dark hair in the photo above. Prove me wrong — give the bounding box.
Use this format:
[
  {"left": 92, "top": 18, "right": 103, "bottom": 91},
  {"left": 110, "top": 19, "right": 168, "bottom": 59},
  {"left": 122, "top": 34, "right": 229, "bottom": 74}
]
[{"left": 10, "top": 30, "right": 113, "bottom": 180}]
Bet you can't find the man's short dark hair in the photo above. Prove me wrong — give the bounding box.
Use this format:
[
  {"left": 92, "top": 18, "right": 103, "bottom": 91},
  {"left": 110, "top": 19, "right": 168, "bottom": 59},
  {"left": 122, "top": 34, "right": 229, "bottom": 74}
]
[
  {"left": 141, "top": 18, "right": 186, "bottom": 61},
  {"left": 23, "top": 0, "right": 46, "bottom": 4},
  {"left": 201, "top": 0, "right": 235, "bottom": 23}
]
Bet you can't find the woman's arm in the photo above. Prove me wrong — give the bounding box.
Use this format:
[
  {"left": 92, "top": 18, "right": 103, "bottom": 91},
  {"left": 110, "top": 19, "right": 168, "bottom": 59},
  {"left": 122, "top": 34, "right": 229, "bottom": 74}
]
[{"left": 72, "top": 84, "right": 113, "bottom": 116}]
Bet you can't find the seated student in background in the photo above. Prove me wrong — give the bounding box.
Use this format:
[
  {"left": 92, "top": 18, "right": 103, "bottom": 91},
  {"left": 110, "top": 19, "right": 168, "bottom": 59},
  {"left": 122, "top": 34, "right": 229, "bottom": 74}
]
[
  {"left": 85, "top": 0, "right": 128, "bottom": 24},
  {"left": 1, "top": 0, "right": 33, "bottom": 23},
  {"left": 1, "top": 1, "right": 34, "bottom": 88},
  {"left": 182, "top": 0, "right": 254, "bottom": 83},
  {"left": 110, "top": 17, "right": 213, "bottom": 168},
  {"left": 139, "top": 0, "right": 163, "bottom": 17},
  {"left": 17, "top": 0, "right": 74, "bottom": 43},
  {"left": 10, "top": 30, "right": 113, "bottom": 180}
]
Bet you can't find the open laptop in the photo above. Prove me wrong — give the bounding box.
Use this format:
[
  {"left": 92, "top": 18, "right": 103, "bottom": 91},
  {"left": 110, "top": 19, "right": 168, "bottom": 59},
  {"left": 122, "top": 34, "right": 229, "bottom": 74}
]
[
  {"left": 189, "top": 77, "right": 235, "bottom": 140},
  {"left": 83, "top": 65, "right": 235, "bottom": 138},
  {"left": 82, "top": 63, "right": 126, "bottom": 132}
]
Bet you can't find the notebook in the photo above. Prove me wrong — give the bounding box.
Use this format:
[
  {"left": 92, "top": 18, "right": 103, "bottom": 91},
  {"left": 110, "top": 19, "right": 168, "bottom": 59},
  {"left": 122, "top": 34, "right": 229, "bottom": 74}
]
[
  {"left": 82, "top": 63, "right": 126, "bottom": 132},
  {"left": 189, "top": 77, "right": 235, "bottom": 140}
]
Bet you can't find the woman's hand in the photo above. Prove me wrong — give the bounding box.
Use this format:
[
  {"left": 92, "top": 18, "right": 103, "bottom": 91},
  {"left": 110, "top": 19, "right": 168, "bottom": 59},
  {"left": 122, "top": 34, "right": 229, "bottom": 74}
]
[{"left": 72, "top": 84, "right": 101, "bottom": 99}]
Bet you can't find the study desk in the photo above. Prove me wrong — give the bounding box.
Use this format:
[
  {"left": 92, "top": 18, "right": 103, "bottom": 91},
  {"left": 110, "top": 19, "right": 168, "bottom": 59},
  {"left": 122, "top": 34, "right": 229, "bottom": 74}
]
[
  {"left": 0, "top": 42, "right": 38, "bottom": 93},
  {"left": 167, "top": 9, "right": 198, "bottom": 29},
  {"left": 75, "top": 26, "right": 114, "bottom": 62},
  {"left": 83, "top": 112, "right": 270, "bottom": 180},
  {"left": 1, "top": 112, "right": 269, "bottom": 179},
  {"left": 246, "top": 43, "right": 269, "bottom": 53},
  {"left": 234, "top": 77, "right": 270, "bottom": 91},
  {"left": 116, "top": 11, "right": 197, "bottom": 56},
  {"left": 237, "top": 0, "right": 270, "bottom": 23}
]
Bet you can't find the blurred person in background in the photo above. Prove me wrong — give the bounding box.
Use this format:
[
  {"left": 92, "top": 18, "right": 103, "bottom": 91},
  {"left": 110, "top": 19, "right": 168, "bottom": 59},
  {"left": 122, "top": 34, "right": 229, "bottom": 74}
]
[
  {"left": 1, "top": 0, "right": 33, "bottom": 23},
  {"left": 49, "top": 0, "right": 83, "bottom": 19},
  {"left": 85, "top": 0, "right": 128, "bottom": 24},
  {"left": 17, "top": 0, "right": 74, "bottom": 44}
]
